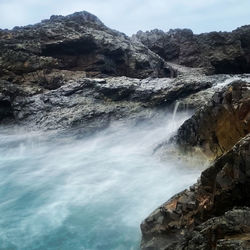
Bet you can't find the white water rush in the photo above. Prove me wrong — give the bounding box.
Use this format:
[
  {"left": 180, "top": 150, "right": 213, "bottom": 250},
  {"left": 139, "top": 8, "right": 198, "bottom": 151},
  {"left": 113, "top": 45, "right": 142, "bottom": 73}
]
[{"left": 0, "top": 111, "right": 205, "bottom": 250}]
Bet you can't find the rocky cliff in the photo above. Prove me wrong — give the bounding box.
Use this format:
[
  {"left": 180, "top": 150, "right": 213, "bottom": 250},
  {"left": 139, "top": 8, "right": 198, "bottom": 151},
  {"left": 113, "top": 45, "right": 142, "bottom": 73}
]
[
  {"left": 141, "top": 133, "right": 250, "bottom": 249},
  {"left": 134, "top": 26, "right": 250, "bottom": 74},
  {"left": 141, "top": 80, "right": 250, "bottom": 249},
  {"left": 0, "top": 11, "right": 174, "bottom": 83}
]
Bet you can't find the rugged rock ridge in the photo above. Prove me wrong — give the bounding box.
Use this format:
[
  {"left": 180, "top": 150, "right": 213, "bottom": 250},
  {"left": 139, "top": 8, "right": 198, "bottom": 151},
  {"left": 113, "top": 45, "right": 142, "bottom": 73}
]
[
  {"left": 0, "top": 11, "right": 174, "bottom": 82},
  {"left": 2, "top": 69, "right": 248, "bottom": 133},
  {"left": 3, "top": 10, "right": 248, "bottom": 133},
  {"left": 141, "top": 134, "right": 250, "bottom": 249},
  {"left": 1, "top": 73, "right": 222, "bottom": 131},
  {"left": 175, "top": 81, "right": 250, "bottom": 159},
  {"left": 141, "top": 80, "right": 250, "bottom": 249},
  {"left": 134, "top": 26, "right": 250, "bottom": 74}
]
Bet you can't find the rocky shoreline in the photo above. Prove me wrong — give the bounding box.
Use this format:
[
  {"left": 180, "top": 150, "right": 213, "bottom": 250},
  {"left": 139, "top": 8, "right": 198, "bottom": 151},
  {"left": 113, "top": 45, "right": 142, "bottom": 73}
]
[
  {"left": 141, "top": 82, "right": 250, "bottom": 249},
  {"left": 1, "top": 10, "right": 250, "bottom": 249}
]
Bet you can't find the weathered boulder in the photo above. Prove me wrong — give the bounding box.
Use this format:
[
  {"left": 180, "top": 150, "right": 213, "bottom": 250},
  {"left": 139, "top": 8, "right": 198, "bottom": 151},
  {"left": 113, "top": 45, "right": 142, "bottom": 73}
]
[
  {"left": 175, "top": 80, "right": 250, "bottom": 158},
  {"left": 176, "top": 74, "right": 250, "bottom": 110},
  {"left": 134, "top": 26, "right": 250, "bottom": 74},
  {"left": 0, "top": 11, "right": 174, "bottom": 81},
  {"left": 141, "top": 134, "right": 250, "bottom": 249}
]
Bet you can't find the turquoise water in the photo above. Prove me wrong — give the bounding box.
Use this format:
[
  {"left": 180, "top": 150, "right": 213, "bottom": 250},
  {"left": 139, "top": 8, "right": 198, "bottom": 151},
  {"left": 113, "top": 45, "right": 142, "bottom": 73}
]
[{"left": 0, "top": 112, "right": 204, "bottom": 250}]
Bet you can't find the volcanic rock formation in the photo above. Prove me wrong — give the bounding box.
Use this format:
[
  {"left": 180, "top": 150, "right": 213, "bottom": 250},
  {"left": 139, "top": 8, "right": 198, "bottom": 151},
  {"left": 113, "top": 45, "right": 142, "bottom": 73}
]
[
  {"left": 175, "top": 81, "right": 250, "bottom": 159},
  {"left": 0, "top": 11, "right": 175, "bottom": 82},
  {"left": 134, "top": 26, "right": 250, "bottom": 74}
]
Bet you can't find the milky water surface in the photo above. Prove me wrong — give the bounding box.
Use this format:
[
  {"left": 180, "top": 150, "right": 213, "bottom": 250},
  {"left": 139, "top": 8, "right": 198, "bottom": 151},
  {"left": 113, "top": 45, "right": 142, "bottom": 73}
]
[{"left": 0, "top": 111, "right": 205, "bottom": 250}]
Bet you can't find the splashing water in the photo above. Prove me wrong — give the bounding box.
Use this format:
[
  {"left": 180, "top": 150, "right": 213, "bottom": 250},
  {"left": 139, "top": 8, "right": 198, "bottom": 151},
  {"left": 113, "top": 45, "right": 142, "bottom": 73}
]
[
  {"left": 214, "top": 74, "right": 250, "bottom": 89},
  {"left": 0, "top": 111, "right": 206, "bottom": 250}
]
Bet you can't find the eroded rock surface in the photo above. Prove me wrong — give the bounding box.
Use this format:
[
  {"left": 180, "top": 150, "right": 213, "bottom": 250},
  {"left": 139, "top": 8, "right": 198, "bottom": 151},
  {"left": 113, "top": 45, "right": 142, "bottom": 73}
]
[
  {"left": 1, "top": 67, "right": 249, "bottom": 134},
  {"left": 134, "top": 26, "right": 250, "bottom": 74},
  {"left": 0, "top": 74, "right": 220, "bottom": 131},
  {"left": 175, "top": 81, "right": 250, "bottom": 158},
  {"left": 141, "top": 134, "right": 250, "bottom": 249},
  {"left": 0, "top": 11, "right": 174, "bottom": 81}
]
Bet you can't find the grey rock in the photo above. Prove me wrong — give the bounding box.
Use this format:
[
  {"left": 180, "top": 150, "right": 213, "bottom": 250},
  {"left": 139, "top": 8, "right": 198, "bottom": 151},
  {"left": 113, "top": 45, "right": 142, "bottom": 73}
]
[
  {"left": 2, "top": 73, "right": 249, "bottom": 134},
  {"left": 5, "top": 74, "right": 215, "bottom": 131}
]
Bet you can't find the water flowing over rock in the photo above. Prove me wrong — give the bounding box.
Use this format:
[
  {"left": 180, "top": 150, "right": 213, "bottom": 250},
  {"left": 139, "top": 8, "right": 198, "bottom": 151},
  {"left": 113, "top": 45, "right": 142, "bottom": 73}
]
[
  {"left": 0, "top": 74, "right": 218, "bottom": 131},
  {"left": 134, "top": 26, "right": 250, "bottom": 74},
  {"left": 141, "top": 79, "right": 250, "bottom": 249},
  {"left": 2, "top": 65, "right": 249, "bottom": 132}
]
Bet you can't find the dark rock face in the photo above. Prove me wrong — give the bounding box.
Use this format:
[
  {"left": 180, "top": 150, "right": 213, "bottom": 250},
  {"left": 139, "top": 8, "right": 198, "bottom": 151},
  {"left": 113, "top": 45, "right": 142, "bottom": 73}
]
[
  {"left": 180, "top": 208, "right": 250, "bottom": 250},
  {"left": 4, "top": 64, "right": 248, "bottom": 134},
  {"left": 175, "top": 80, "right": 250, "bottom": 159},
  {"left": 134, "top": 26, "right": 250, "bottom": 74},
  {"left": 141, "top": 134, "right": 250, "bottom": 249},
  {"left": 0, "top": 11, "right": 173, "bottom": 81},
  {"left": 0, "top": 80, "right": 26, "bottom": 121}
]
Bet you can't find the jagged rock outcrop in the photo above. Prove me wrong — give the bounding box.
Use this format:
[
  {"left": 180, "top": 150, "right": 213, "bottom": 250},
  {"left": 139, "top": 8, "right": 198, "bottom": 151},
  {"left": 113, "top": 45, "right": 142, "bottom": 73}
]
[
  {"left": 1, "top": 66, "right": 249, "bottom": 133},
  {"left": 174, "top": 81, "right": 250, "bottom": 159},
  {"left": 1, "top": 73, "right": 222, "bottom": 131},
  {"left": 0, "top": 11, "right": 174, "bottom": 82},
  {"left": 134, "top": 26, "right": 250, "bottom": 74},
  {"left": 141, "top": 134, "right": 250, "bottom": 249},
  {"left": 142, "top": 78, "right": 250, "bottom": 249}
]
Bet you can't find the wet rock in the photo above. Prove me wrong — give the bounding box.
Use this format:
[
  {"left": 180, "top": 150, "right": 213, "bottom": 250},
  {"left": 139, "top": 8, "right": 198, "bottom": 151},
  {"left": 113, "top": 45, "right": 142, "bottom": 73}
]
[
  {"left": 5, "top": 74, "right": 217, "bottom": 131},
  {"left": 141, "top": 134, "right": 250, "bottom": 249},
  {"left": 182, "top": 208, "right": 250, "bottom": 249},
  {"left": 2, "top": 72, "right": 249, "bottom": 133},
  {"left": 175, "top": 80, "right": 250, "bottom": 158}
]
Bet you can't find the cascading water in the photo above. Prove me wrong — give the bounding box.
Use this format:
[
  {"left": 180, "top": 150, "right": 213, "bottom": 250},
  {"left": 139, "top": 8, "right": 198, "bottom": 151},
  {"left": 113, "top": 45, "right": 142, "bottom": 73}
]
[
  {"left": 172, "top": 101, "right": 180, "bottom": 122},
  {"left": 0, "top": 111, "right": 206, "bottom": 250}
]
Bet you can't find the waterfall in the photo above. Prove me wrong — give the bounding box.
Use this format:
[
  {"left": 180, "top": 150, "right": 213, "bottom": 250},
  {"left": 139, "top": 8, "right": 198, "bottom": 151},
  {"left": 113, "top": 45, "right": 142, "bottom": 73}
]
[{"left": 172, "top": 101, "right": 180, "bottom": 121}]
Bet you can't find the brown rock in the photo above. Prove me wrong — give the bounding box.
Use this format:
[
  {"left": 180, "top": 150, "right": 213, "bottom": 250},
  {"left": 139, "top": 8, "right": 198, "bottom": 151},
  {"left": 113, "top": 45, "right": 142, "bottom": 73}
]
[
  {"left": 175, "top": 80, "right": 250, "bottom": 159},
  {"left": 141, "top": 134, "right": 250, "bottom": 249}
]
